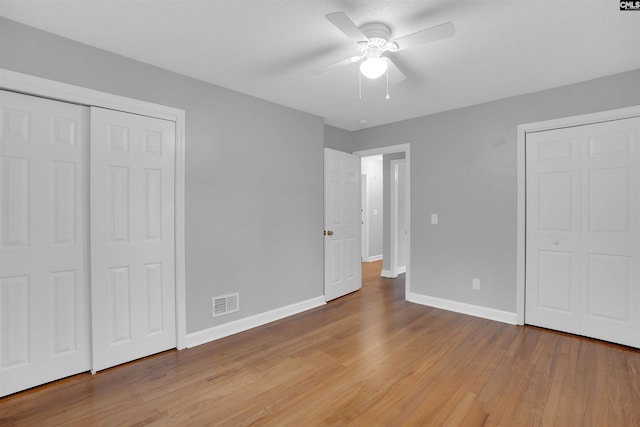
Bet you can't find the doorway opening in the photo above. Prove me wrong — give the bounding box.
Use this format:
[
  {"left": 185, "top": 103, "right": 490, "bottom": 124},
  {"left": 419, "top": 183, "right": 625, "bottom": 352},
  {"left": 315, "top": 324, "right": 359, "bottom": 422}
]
[
  {"left": 360, "top": 155, "right": 383, "bottom": 263},
  {"left": 355, "top": 144, "right": 411, "bottom": 298}
]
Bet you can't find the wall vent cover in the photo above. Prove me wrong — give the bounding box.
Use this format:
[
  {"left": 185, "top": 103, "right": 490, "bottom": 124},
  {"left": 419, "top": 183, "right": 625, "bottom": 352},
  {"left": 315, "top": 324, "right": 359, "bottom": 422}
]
[{"left": 212, "top": 293, "right": 239, "bottom": 317}]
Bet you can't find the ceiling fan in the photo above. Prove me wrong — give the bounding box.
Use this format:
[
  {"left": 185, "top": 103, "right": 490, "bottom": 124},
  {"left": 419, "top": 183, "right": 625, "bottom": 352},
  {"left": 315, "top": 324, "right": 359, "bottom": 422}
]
[{"left": 312, "top": 12, "right": 455, "bottom": 84}]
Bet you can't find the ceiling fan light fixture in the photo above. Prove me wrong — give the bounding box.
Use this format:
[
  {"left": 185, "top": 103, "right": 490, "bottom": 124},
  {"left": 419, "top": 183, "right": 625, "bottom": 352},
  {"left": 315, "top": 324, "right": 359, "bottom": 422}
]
[{"left": 360, "top": 56, "right": 387, "bottom": 79}]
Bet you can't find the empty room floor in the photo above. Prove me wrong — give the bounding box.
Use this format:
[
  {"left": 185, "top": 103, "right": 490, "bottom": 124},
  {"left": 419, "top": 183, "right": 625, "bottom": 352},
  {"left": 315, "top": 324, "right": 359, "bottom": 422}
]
[{"left": 2, "top": 260, "right": 640, "bottom": 426}]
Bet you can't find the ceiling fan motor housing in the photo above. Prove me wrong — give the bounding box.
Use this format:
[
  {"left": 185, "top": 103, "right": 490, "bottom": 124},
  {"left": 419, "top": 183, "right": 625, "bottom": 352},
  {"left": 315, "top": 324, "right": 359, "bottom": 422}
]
[
  {"left": 360, "top": 22, "right": 391, "bottom": 42},
  {"left": 358, "top": 23, "right": 399, "bottom": 53}
]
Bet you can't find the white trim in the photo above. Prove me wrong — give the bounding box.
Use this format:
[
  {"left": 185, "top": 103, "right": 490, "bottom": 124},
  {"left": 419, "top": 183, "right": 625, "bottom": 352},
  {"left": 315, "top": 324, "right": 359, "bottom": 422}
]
[
  {"left": 381, "top": 269, "right": 396, "bottom": 278},
  {"left": 390, "top": 159, "right": 406, "bottom": 278},
  {"left": 519, "top": 105, "right": 640, "bottom": 134},
  {"left": 407, "top": 293, "right": 517, "bottom": 325},
  {"left": 186, "top": 296, "right": 326, "bottom": 348},
  {"left": 361, "top": 173, "right": 369, "bottom": 262},
  {"left": 397, "top": 266, "right": 406, "bottom": 274},
  {"left": 174, "top": 112, "right": 187, "bottom": 349},
  {"left": 354, "top": 143, "right": 411, "bottom": 299},
  {"left": 516, "top": 105, "right": 640, "bottom": 326},
  {"left": 0, "top": 68, "right": 181, "bottom": 121},
  {"left": 367, "top": 254, "right": 383, "bottom": 262},
  {"left": 516, "top": 122, "right": 526, "bottom": 326},
  {"left": 355, "top": 143, "right": 410, "bottom": 157},
  {"left": 389, "top": 160, "right": 399, "bottom": 278},
  {"left": 0, "top": 68, "right": 188, "bottom": 350}
]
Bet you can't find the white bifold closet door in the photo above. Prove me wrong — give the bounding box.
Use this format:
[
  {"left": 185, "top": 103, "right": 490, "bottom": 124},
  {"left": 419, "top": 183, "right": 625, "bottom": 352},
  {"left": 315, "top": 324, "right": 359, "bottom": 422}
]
[
  {"left": 1, "top": 92, "right": 177, "bottom": 396},
  {"left": 90, "top": 107, "right": 176, "bottom": 372},
  {"left": 526, "top": 116, "right": 640, "bottom": 348},
  {"left": 0, "top": 90, "right": 90, "bottom": 396}
]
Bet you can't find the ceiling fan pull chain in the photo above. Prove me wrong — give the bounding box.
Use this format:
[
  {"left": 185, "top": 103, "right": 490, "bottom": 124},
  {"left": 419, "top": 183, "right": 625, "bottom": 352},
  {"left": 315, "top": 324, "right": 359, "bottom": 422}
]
[
  {"left": 359, "top": 71, "right": 362, "bottom": 99},
  {"left": 386, "top": 68, "right": 390, "bottom": 100}
]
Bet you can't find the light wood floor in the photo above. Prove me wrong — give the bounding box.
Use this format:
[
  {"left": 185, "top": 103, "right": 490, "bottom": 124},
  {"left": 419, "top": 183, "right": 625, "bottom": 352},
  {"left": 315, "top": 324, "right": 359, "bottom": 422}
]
[{"left": 2, "top": 260, "right": 640, "bottom": 426}]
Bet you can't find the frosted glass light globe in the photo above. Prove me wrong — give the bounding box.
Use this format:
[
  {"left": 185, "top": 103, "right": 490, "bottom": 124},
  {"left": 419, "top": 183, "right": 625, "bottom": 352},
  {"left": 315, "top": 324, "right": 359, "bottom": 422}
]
[{"left": 360, "top": 56, "right": 388, "bottom": 79}]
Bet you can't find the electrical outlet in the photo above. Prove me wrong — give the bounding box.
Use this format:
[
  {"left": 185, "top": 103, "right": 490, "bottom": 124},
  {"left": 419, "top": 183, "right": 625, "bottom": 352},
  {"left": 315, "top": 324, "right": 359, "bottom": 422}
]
[{"left": 472, "top": 278, "right": 480, "bottom": 290}]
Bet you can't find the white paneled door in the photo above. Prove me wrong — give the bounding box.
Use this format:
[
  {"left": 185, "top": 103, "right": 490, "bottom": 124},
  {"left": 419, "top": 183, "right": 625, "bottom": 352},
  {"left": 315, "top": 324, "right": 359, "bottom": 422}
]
[
  {"left": 0, "top": 90, "right": 90, "bottom": 396},
  {"left": 526, "top": 116, "right": 640, "bottom": 348},
  {"left": 90, "top": 107, "right": 176, "bottom": 372},
  {"left": 324, "top": 148, "right": 361, "bottom": 301}
]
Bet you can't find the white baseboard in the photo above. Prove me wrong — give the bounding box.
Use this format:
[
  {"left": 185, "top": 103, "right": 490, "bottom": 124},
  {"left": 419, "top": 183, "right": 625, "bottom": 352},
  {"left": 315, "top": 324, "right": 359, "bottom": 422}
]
[
  {"left": 407, "top": 292, "right": 517, "bottom": 325},
  {"left": 381, "top": 269, "right": 396, "bottom": 278},
  {"left": 186, "top": 296, "right": 326, "bottom": 348},
  {"left": 381, "top": 266, "right": 405, "bottom": 278},
  {"left": 367, "top": 254, "right": 383, "bottom": 262}
]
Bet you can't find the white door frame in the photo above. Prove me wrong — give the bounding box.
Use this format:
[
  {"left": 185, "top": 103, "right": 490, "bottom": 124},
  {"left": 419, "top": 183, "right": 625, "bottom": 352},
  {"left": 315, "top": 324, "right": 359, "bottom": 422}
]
[
  {"left": 389, "top": 159, "right": 399, "bottom": 278},
  {"left": 0, "top": 68, "right": 188, "bottom": 349},
  {"left": 354, "top": 144, "right": 410, "bottom": 297},
  {"left": 390, "top": 159, "right": 407, "bottom": 278},
  {"left": 361, "top": 173, "right": 369, "bottom": 262},
  {"left": 516, "top": 104, "right": 640, "bottom": 325}
]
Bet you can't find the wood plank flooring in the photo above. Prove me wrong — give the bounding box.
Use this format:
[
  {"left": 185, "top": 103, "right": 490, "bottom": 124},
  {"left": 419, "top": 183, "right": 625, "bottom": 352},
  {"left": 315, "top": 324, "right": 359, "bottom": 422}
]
[{"left": 2, "top": 260, "right": 640, "bottom": 426}]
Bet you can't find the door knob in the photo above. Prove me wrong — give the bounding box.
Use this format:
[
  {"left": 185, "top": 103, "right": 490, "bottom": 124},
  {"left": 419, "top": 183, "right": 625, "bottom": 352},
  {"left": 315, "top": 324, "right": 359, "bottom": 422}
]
[{"left": 327, "top": 230, "right": 334, "bottom": 236}]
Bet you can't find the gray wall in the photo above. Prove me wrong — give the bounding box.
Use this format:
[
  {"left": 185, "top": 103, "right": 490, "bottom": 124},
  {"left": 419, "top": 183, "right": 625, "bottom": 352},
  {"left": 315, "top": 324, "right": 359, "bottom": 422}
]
[
  {"left": 324, "top": 124, "right": 354, "bottom": 153},
  {"left": 353, "top": 69, "right": 640, "bottom": 313},
  {"left": 0, "top": 17, "right": 324, "bottom": 334},
  {"left": 3, "top": 17, "right": 639, "bottom": 324}
]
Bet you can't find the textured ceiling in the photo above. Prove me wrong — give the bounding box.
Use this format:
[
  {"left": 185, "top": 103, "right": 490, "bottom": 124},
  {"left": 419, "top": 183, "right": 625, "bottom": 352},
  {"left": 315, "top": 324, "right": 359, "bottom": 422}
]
[{"left": 1, "top": 0, "right": 639, "bottom": 130}]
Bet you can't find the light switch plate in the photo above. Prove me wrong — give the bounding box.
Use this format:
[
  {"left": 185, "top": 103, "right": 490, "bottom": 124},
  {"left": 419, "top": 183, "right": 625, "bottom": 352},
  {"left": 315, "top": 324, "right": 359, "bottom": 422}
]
[{"left": 431, "top": 213, "right": 438, "bottom": 224}]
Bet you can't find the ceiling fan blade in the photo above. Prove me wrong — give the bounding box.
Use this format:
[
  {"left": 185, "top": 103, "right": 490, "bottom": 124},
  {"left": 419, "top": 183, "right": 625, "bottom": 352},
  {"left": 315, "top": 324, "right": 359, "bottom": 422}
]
[
  {"left": 310, "top": 55, "right": 361, "bottom": 75},
  {"left": 392, "top": 22, "right": 455, "bottom": 51},
  {"left": 386, "top": 58, "right": 406, "bottom": 85},
  {"left": 325, "top": 12, "right": 369, "bottom": 44}
]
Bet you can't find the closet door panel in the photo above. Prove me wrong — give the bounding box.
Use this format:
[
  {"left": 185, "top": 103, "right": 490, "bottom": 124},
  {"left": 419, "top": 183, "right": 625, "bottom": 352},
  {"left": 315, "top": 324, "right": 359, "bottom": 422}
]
[
  {"left": 90, "top": 107, "right": 175, "bottom": 372},
  {"left": 580, "top": 117, "right": 640, "bottom": 348},
  {"left": 525, "top": 128, "right": 582, "bottom": 335},
  {"left": 0, "top": 90, "right": 89, "bottom": 397}
]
